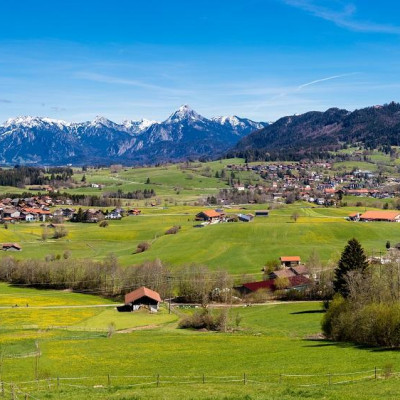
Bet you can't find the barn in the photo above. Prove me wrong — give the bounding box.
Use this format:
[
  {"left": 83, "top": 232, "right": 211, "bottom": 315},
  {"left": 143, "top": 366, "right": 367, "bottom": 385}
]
[{"left": 117, "top": 286, "right": 162, "bottom": 313}]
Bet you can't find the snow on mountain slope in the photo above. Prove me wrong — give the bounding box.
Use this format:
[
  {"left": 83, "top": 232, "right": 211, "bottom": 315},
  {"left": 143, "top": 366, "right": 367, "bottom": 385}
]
[{"left": 0, "top": 106, "right": 267, "bottom": 165}]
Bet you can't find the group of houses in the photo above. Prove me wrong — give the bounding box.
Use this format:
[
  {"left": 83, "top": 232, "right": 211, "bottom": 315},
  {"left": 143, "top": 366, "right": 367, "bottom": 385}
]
[
  {"left": 195, "top": 209, "right": 269, "bottom": 225},
  {"left": 0, "top": 195, "right": 54, "bottom": 223},
  {"left": 223, "top": 161, "right": 399, "bottom": 206},
  {"left": 0, "top": 195, "right": 143, "bottom": 224},
  {"left": 116, "top": 256, "right": 312, "bottom": 314},
  {"left": 235, "top": 256, "right": 311, "bottom": 295}
]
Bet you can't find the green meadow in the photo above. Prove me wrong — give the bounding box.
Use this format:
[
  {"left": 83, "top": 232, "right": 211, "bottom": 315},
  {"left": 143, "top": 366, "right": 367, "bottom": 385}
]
[
  {"left": 1, "top": 205, "right": 399, "bottom": 275},
  {"left": 2, "top": 284, "right": 400, "bottom": 399}
]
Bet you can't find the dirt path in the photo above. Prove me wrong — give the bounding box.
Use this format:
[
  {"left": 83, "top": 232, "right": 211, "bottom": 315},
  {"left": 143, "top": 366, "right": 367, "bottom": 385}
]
[{"left": 116, "top": 324, "right": 159, "bottom": 333}]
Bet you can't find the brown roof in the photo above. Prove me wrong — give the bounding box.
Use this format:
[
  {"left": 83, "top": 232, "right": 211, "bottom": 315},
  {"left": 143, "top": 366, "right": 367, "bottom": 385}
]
[
  {"left": 124, "top": 286, "right": 162, "bottom": 304},
  {"left": 290, "top": 265, "right": 309, "bottom": 275},
  {"left": 360, "top": 211, "right": 400, "bottom": 221},
  {"left": 280, "top": 256, "right": 301, "bottom": 262},
  {"left": 271, "top": 269, "right": 296, "bottom": 278}
]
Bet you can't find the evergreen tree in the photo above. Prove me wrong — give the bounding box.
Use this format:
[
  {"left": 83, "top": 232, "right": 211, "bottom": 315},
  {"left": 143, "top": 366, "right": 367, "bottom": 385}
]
[{"left": 333, "top": 238, "right": 368, "bottom": 297}]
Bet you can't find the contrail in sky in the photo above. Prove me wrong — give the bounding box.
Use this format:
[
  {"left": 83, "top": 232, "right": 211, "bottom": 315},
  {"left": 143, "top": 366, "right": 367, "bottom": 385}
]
[{"left": 297, "top": 72, "right": 359, "bottom": 90}]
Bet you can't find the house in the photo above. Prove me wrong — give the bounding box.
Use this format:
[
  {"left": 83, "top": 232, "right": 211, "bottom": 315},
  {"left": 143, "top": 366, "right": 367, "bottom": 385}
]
[
  {"left": 22, "top": 213, "right": 35, "bottom": 222},
  {"left": 195, "top": 210, "right": 222, "bottom": 223},
  {"left": 106, "top": 211, "right": 122, "bottom": 220},
  {"left": 238, "top": 213, "right": 254, "bottom": 222},
  {"left": 359, "top": 210, "right": 400, "bottom": 222},
  {"left": 2, "top": 243, "right": 21, "bottom": 251},
  {"left": 279, "top": 256, "right": 301, "bottom": 268},
  {"left": 128, "top": 208, "right": 141, "bottom": 215},
  {"left": 348, "top": 212, "right": 360, "bottom": 221},
  {"left": 235, "top": 275, "right": 311, "bottom": 295},
  {"left": 117, "top": 286, "right": 162, "bottom": 312},
  {"left": 289, "top": 264, "right": 310, "bottom": 278},
  {"left": 269, "top": 269, "right": 296, "bottom": 280}
]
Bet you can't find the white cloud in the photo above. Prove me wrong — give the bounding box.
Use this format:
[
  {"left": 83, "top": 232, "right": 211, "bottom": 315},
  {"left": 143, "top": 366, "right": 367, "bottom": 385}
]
[
  {"left": 74, "top": 72, "right": 192, "bottom": 95},
  {"left": 283, "top": 0, "right": 400, "bottom": 34}
]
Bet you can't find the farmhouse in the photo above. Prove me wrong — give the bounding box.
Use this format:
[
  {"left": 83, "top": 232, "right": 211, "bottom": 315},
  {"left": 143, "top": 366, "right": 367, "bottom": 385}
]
[
  {"left": 195, "top": 210, "right": 222, "bottom": 223},
  {"left": 236, "top": 275, "right": 311, "bottom": 295},
  {"left": 359, "top": 210, "right": 400, "bottom": 222},
  {"left": 269, "top": 269, "right": 296, "bottom": 279},
  {"left": 117, "top": 286, "right": 162, "bottom": 312},
  {"left": 2, "top": 243, "right": 21, "bottom": 251},
  {"left": 280, "top": 256, "right": 301, "bottom": 268}
]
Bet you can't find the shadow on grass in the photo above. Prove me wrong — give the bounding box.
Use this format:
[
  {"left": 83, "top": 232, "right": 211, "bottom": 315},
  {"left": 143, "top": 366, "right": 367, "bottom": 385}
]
[
  {"left": 291, "top": 310, "right": 325, "bottom": 315},
  {"left": 303, "top": 338, "right": 400, "bottom": 352}
]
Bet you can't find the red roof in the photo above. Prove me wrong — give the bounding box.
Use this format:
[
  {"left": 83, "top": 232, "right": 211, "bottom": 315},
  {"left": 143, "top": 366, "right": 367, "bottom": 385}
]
[
  {"left": 280, "top": 256, "right": 301, "bottom": 262},
  {"left": 124, "top": 286, "right": 162, "bottom": 304},
  {"left": 23, "top": 208, "right": 51, "bottom": 215},
  {"left": 242, "top": 275, "right": 311, "bottom": 293},
  {"left": 360, "top": 210, "right": 400, "bottom": 221},
  {"left": 2, "top": 243, "right": 21, "bottom": 249},
  {"left": 243, "top": 279, "right": 276, "bottom": 292},
  {"left": 199, "top": 210, "right": 221, "bottom": 218},
  {"left": 288, "top": 275, "right": 311, "bottom": 287}
]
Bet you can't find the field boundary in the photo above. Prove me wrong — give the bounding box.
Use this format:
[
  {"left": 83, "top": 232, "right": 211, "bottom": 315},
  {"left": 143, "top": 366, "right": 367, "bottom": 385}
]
[{"left": 1, "top": 368, "right": 386, "bottom": 398}]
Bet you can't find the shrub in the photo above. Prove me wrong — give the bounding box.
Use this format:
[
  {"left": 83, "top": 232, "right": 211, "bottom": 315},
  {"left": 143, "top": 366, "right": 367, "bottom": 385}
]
[
  {"left": 99, "top": 221, "right": 109, "bottom": 228},
  {"left": 178, "top": 308, "right": 233, "bottom": 332},
  {"left": 165, "top": 225, "right": 181, "bottom": 235},
  {"left": 53, "top": 226, "right": 68, "bottom": 239},
  {"left": 135, "top": 242, "right": 151, "bottom": 254}
]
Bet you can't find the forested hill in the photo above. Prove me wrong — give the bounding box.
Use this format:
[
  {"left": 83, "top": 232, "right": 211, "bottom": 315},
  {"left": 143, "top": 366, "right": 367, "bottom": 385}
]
[{"left": 228, "top": 102, "right": 400, "bottom": 161}]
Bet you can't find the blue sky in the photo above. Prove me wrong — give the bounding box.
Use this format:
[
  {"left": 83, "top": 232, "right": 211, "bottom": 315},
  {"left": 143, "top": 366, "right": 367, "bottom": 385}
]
[{"left": 1, "top": 0, "right": 400, "bottom": 123}]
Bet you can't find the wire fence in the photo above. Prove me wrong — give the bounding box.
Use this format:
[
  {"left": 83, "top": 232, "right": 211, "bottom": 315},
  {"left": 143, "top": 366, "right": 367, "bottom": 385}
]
[{"left": 1, "top": 368, "right": 391, "bottom": 399}]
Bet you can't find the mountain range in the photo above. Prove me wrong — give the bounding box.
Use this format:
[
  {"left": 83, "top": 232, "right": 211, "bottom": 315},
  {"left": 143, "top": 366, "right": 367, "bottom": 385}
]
[
  {"left": 0, "top": 105, "right": 267, "bottom": 165},
  {"left": 230, "top": 102, "right": 400, "bottom": 161}
]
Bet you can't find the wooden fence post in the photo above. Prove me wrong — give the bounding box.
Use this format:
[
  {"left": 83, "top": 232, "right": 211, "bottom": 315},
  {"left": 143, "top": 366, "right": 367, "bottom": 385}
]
[
  {"left": 375, "top": 367, "right": 377, "bottom": 380},
  {"left": 243, "top": 373, "right": 246, "bottom": 385},
  {"left": 157, "top": 374, "right": 160, "bottom": 387},
  {"left": 328, "top": 373, "right": 331, "bottom": 385},
  {"left": 202, "top": 374, "right": 205, "bottom": 384},
  {"left": 108, "top": 374, "right": 111, "bottom": 386}
]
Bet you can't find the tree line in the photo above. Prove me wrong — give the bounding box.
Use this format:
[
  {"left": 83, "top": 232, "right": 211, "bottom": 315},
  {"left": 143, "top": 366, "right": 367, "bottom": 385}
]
[
  {"left": 0, "top": 166, "right": 73, "bottom": 187},
  {"left": 323, "top": 238, "right": 400, "bottom": 347},
  {"left": 0, "top": 256, "right": 233, "bottom": 304}
]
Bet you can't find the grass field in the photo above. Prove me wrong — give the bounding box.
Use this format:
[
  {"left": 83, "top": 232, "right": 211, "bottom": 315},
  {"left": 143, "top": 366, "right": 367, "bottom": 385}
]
[
  {"left": 1, "top": 204, "right": 399, "bottom": 275},
  {"left": 2, "top": 284, "right": 400, "bottom": 399}
]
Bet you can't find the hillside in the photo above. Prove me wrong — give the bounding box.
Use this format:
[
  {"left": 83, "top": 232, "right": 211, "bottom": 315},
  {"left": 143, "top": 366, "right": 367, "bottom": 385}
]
[
  {"left": 230, "top": 102, "right": 400, "bottom": 160},
  {"left": 0, "top": 106, "right": 266, "bottom": 165}
]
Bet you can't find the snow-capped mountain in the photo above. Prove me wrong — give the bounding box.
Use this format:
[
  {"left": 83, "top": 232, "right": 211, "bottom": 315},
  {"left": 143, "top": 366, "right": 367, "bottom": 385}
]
[{"left": 0, "top": 106, "right": 267, "bottom": 165}]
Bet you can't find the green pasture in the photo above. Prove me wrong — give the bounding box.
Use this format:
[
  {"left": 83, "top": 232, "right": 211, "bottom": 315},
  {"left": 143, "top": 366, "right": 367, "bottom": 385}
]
[
  {"left": 2, "top": 284, "right": 400, "bottom": 399},
  {"left": 1, "top": 205, "right": 399, "bottom": 274}
]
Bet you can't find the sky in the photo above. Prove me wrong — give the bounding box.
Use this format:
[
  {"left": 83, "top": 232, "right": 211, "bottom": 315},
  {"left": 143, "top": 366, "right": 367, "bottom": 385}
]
[{"left": 1, "top": 0, "right": 400, "bottom": 123}]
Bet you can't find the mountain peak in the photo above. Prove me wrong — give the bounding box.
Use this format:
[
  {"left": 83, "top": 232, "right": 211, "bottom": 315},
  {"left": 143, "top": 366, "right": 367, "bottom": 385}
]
[
  {"left": 2, "top": 116, "right": 69, "bottom": 129},
  {"left": 123, "top": 118, "right": 157, "bottom": 132},
  {"left": 90, "top": 116, "right": 115, "bottom": 128},
  {"left": 166, "top": 105, "right": 204, "bottom": 123}
]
